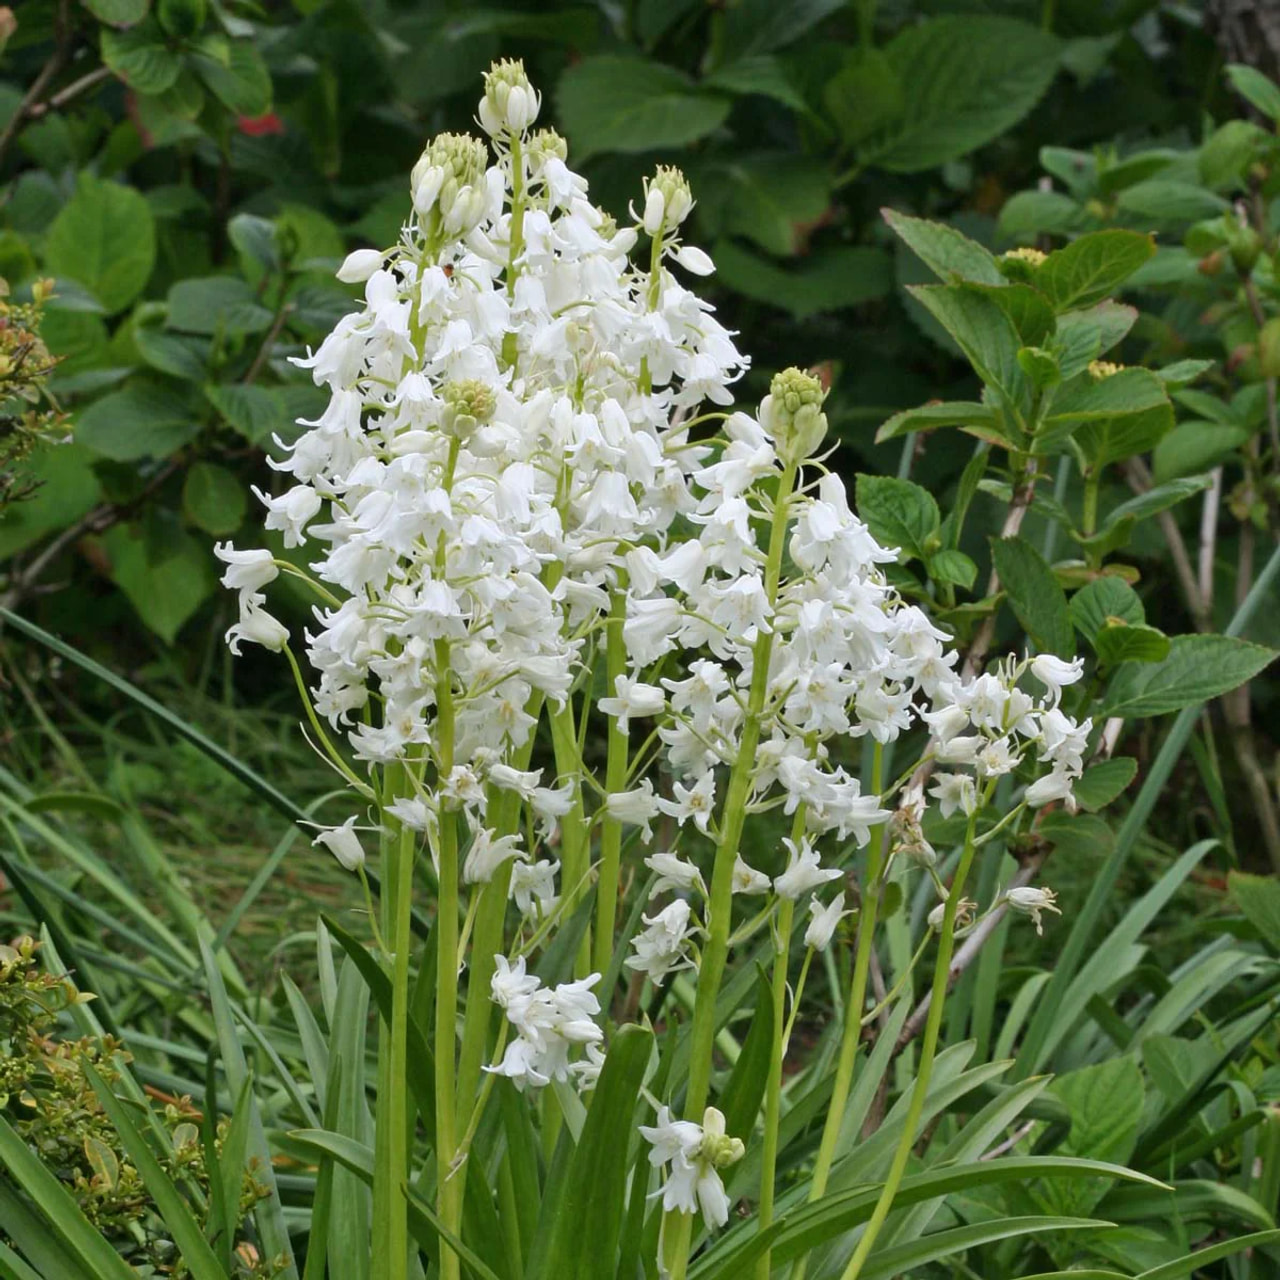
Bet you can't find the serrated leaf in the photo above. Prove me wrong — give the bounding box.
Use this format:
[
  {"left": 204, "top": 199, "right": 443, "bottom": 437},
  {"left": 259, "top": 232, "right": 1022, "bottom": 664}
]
[
  {"left": 824, "top": 48, "right": 903, "bottom": 147},
  {"left": 76, "top": 380, "right": 199, "bottom": 461},
  {"left": 192, "top": 37, "right": 272, "bottom": 116},
  {"left": 999, "top": 190, "right": 1096, "bottom": 240},
  {"left": 696, "top": 155, "right": 831, "bottom": 256},
  {"left": 44, "top": 175, "right": 156, "bottom": 315},
  {"left": 705, "top": 56, "right": 808, "bottom": 113},
  {"left": 855, "top": 474, "right": 940, "bottom": 561},
  {"left": 1154, "top": 358, "right": 1213, "bottom": 388},
  {"left": 182, "top": 462, "right": 247, "bottom": 536},
  {"left": 881, "top": 210, "right": 1004, "bottom": 285},
  {"left": 1095, "top": 622, "right": 1171, "bottom": 667},
  {"left": 875, "top": 401, "right": 997, "bottom": 444},
  {"left": 1199, "top": 119, "right": 1267, "bottom": 190},
  {"left": 928, "top": 548, "right": 977, "bottom": 589},
  {"left": 1073, "top": 757, "right": 1138, "bottom": 812},
  {"left": 721, "top": 0, "right": 844, "bottom": 61},
  {"left": 859, "top": 17, "right": 1061, "bottom": 173},
  {"left": 1031, "top": 230, "right": 1155, "bottom": 310},
  {"left": 1102, "top": 634, "right": 1277, "bottom": 718},
  {"left": 991, "top": 536, "right": 1074, "bottom": 657},
  {"left": 1227, "top": 871, "right": 1280, "bottom": 953},
  {"left": 133, "top": 321, "right": 207, "bottom": 380},
  {"left": 1152, "top": 421, "right": 1251, "bottom": 484},
  {"left": 167, "top": 277, "right": 273, "bottom": 335},
  {"left": 1101, "top": 474, "right": 1213, "bottom": 532},
  {"left": 1116, "top": 180, "right": 1229, "bottom": 226},
  {"left": 1070, "top": 576, "right": 1144, "bottom": 642},
  {"left": 204, "top": 383, "right": 289, "bottom": 443},
  {"left": 557, "top": 57, "right": 729, "bottom": 161},
  {"left": 1018, "top": 345, "right": 1061, "bottom": 388},
  {"left": 102, "top": 19, "right": 182, "bottom": 95},
  {"left": 1055, "top": 301, "right": 1138, "bottom": 380}
]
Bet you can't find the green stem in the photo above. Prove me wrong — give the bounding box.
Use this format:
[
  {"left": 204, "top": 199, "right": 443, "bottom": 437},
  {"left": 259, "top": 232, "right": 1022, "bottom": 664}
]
[
  {"left": 595, "top": 580, "right": 630, "bottom": 977},
  {"left": 756, "top": 887, "right": 796, "bottom": 1280},
  {"left": 800, "top": 747, "right": 884, "bottom": 1197},
  {"left": 432, "top": 637, "right": 462, "bottom": 1280},
  {"left": 386, "top": 796, "right": 417, "bottom": 1280},
  {"left": 665, "top": 458, "right": 798, "bottom": 1280},
  {"left": 837, "top": 811, "right": 980, "bottom": 1280},
  {"left": 1082, "top": 469, "right": 1100, "bottom": 540},
  {"left": 549, "top": 697, "right": 591, "bottom": 975}
]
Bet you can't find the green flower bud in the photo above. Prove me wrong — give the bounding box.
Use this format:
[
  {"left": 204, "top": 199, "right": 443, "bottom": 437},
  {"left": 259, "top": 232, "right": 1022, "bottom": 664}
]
[
  {"left": 412, "top": 132, "right": 489, "bottom": 236},
  {"left": 763, "top": 366, "right": 828, "bottom": 464},
  {"left": 441, "top": 379, "right": 497, "bottom": 438},
  {"left": 1226, "top": 222, "right": 1262, "bottom": 274},
  {"left": 698, "top": 1107, "right": 745, "bottom": 1169},
  {"left": 642, "top": 165, "right": 693, "bottom": 236},
  {"left": 998, "top": 245, "right": 1046, "bottom": 284},
  {"left": 527, "top": 128, "right": 568, "bottom": 164},
  {"left": 479, "top": 58, "right": 540, "bottom": 137}
]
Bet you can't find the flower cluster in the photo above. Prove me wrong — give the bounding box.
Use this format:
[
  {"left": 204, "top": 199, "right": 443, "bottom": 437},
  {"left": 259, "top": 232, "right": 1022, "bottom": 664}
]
[{"left": 218, "top": 59, "right": 1089, "bottom": 1239}]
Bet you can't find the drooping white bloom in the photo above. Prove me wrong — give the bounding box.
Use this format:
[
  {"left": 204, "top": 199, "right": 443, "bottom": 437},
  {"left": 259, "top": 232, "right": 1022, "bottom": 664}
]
[
  {"left": 1004, "top": 885, "right": 1061, "bottom": 935},
  {"left": 774, "top": 837, "right": 842, "bottom": 901},
  {"left": 313, "top": 817, "right": 365, "bottom": 871},
  {"left": 732, "top": 855, "right": 771, "bottom": 895},
  {"left": 626, "top": 899, "right": 696, "bottom": 981},
  {"left": 644, "top": 851, "right": 704, "bottom": 897},
  {"left": 804, "top": 891, "right": 850, "bottom": 951},
  {"left": 214, "top": 543, "right": 278, "bottom": 594},
  {"left": 1030, "top": 654, "right": 1085, "bottom": 704}
]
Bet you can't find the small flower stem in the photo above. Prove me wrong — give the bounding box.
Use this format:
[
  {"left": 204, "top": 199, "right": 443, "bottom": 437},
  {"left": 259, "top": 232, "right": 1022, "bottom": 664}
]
[
  {"left": 837, "top": 810, "right": 980, "bottom": 1280},
  {"left": 790, "top": 744, "right": 884, "bottom": 1280},
  {"left": 665, "top": 458, "right": 798, "bottom": 1280},
  {"left": 594, "top": 576, "right": 630, "bottom": 977}
]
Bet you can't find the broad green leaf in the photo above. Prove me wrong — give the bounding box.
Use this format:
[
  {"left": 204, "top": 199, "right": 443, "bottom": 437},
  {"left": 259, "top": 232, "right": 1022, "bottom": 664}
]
[
  {"left": 1152, "top": 421, "right": 1251, "bottom": 484},
  {"left": 1228, "top": 870, "right": 1280, "bottom": 953},
  {"left": 533, "top": 1025, "right": 653, "bottom": 1280},
  {"left": 75, "top": 380, "right": 199, "bottom": 461},
  {"left": 84, "top": 0, "right": 151, "bottom": 23},
  {"left": 102, "top": 523, "right": 215, "bottom": 643},
  {"left": 1094, "top": 622, "right": 1171, "bottom": 667},
  {"left": 44, "top": 174, "right": 156, "bottom": 314},
  {"left": 908, "top": 285, "right": 1028, "bottom": 415},
  {"left": 999, "top": 190, "right": 1095, "bottom": 240},
  {"left": 712, "top": 239, "right": 892, "bottom": 318},
  {"left": 0, "top": 442, "right": 102, "bottom": 560},
  {"left": 204, "top": 382, "right": 290, "bottom": 444},
  {"left": 83, "top": 1063, "right": 226, "bottom": 1280},
  {"left": 860, "top": 17, "right": 1061, "bottom": 173},
  {"left": 0, "top": 1238, "right": 45, "bottom": 1280},
  {"left": 1071, "top": 404, "right": 1175, "bottom": 470},
  {"left": 1055, "top": 301, "right": 1138, "bottom": 380},
  {"left": 1226, "top": 63, "right": 1280, "bottom": 121},
  {"left": 168, "top": 276, "right": 273, "bottom": 334},
  {"left": 721, "top": 0, "right": 844, "bottom": 60},
  {"left": 970, "top": 281, "right": 1056, "bottom": 348},
  {"left": 824, "top": 48, "right": 904, "bottom": 148},
  {"left": 1037, "top": 810, "right": 1113, "bottom": 862},
  {"left": 1045, "top": 1058, "right": 1144, "bottom": 1217},
  {"left": 695, "top": 155, "right": 830, "bottom": 256},
  {"left": 1116, "top": 180, "right": 1229, "bottom": 225},
  {"left": 704, "top": 56, "right": 808, "bottom": 113},
  {"left": 1018, "top": 345, "right": 1062, "bottom": 389},
  {"left": 881, "top": 210, "right": 1004, "bottom": 285},
  {"left": 1102, "top": 635, "right": 1277, "bottom": 718},
  {"left": 991, "top": 536, "right": 1074, "bottom": 657},
  {"left": 557, "top": 57, "right": 729, "bottom": 160},
  {"left": 192, "top": 37, "right": 273, "bottom": 116},
  {"left": 1045, "top": 367, "right": 1170, "bottom": 423},
  {"left": 1199, "top": 119, "right": 1267, "bottom": 189},
  {"left": 1073, "top": 757, "right": 1138, "bottom": 812},
  {"left": 928, "top": 548, "right": 977, "bottom": 590},
  {"left": 875, "top": 401, "right": 997, "bottom": 445},
  {"left": 1032, "top": 230, "right": 1155, "bottom": 310},
  {"left": 157, "top": 0, "right": 206, "bottom": 39},
  {"left": 101, "top": 19, "right": 183, "bottom": 95},
  {"left": 1101, "top": 474, "right": 1213, "bottom": 531},
  {"left": 855, "top": 474, "right": 940, "bottom": 561},
  {"left": 1153, "top": 358, "right": 1214, "bottom": 388},
  {"left": 134, "top": 320, "right": 208, "bottom": 380},
  {"left": 1040, "top": 146, "right": 1097, "bottom": 197},
  {"left": 182, "top": 461, "right": 247, "bottom": 536}
]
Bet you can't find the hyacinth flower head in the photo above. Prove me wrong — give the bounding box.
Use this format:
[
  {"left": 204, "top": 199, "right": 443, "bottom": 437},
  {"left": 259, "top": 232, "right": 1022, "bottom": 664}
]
[{"left": 216, "top": 60, "right": 1088, "bottom": 1266}]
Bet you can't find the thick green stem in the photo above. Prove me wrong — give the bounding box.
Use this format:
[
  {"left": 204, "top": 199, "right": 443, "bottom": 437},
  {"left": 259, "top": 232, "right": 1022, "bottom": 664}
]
[
  {"left": 837, "top": 812, "right": 980, "bottom": 1280},
  {"left": 432, "top": 636, "right": 462, "bottom": 1280},
  {"left": 665, "top": 459, "right": 798, "bottom": 1280},
  {"left": 756, "top": 890, "right": 795, "bottom": 1279},
  {"left": 549, "top": 697, "right": 591, "bottom": 975},
  {"left": 595, "top": 581, "right": 630, "bottom": 976},
  {"left": 386, "top": 807, "right": 416, "bottom": 1280},
  {"left": 798, "top": 745, "right": 884, "bottom": 1226}
]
